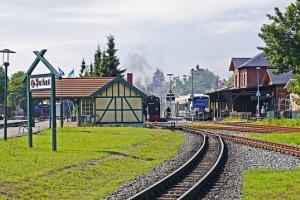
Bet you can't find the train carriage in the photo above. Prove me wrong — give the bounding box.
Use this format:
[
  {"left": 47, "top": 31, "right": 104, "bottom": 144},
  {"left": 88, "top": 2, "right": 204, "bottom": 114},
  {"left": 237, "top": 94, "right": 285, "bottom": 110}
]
[{"left": 175, "top": 94, "right": 210, "bottom": 120}]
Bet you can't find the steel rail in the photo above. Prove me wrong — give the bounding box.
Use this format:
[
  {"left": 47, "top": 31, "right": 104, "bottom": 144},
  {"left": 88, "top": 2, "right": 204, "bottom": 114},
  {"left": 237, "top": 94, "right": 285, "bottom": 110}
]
[
  {"left": 183, "top": 126, "right": 300, "bottom": 157},
  {"left": 178, "top": 135, "right": 225, "bottom": 200},
  {"left": 128, "top": 132, "right": 207, "bottom": 200}
]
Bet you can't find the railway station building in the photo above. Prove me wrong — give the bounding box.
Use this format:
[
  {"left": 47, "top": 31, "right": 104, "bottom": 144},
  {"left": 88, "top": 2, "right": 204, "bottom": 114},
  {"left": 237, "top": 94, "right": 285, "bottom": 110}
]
[
  {"left": 32, "top": 73, "right": 147, "bottom": 126},
  {"left": 208, "top": 53, "right": 293, "bottom": 117}
]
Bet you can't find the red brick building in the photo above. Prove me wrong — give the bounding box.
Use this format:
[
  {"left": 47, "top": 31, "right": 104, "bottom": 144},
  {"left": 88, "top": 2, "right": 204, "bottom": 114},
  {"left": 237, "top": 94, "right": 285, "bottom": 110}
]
[{"left": 208, "top": 53, "right": 292, "bottom": 115}]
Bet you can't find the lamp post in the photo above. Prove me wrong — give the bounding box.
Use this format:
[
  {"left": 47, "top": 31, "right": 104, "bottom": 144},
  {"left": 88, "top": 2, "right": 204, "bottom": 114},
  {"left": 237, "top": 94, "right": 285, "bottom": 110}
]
[
  {"left": 191, "top": 68, "right": 195, "bottom": 121},
  {"left": 0, "top": 49, "right": 16, "bottom": 140},
  {"left": 256, "top": 67, "right": 261, "bottom": 118}
]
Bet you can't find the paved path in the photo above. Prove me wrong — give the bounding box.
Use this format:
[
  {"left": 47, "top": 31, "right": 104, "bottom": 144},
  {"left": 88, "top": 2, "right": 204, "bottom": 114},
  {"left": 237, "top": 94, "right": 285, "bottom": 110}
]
[{"left": 0, "top": 120, "right": 50, "bottom": 139}]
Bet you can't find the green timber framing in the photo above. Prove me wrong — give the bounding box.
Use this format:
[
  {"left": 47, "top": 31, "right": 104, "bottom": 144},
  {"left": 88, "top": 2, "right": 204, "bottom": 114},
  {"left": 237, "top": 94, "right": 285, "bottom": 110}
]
[
  {"left": 32, "top": 76, "right": 147, "bottom": 126},
  {"left": 91, "top": 77, "right": 146, "bottom": 125}
]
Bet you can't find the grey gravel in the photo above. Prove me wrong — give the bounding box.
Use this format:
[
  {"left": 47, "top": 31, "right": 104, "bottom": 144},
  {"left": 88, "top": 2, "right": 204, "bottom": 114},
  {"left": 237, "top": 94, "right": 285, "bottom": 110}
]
[
  {"left": 202, "top": 141, "right": 300, "bottom": 200},
  {"left": 103, "top": 131, "right": 203, "bottom": 200},
  {"left": 104, "top": 128, "right": 300, "bottom": 200}
]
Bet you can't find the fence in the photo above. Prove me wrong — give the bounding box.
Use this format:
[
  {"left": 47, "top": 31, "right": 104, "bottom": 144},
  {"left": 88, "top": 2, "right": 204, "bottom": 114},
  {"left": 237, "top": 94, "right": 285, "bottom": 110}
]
[{"left": 266, "top": 110, "right": 300, "bottom": 119}]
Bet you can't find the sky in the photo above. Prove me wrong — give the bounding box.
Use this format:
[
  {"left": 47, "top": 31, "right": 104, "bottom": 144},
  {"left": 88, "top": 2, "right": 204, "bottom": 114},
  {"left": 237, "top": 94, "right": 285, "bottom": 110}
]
[{"left": 0, "top": 0, "right": 295, "bottom": 83}]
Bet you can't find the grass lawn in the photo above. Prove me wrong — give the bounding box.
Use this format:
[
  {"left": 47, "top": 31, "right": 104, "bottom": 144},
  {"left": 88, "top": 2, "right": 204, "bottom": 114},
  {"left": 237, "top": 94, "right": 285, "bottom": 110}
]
[
  {"left": 256, "top": 118, "right": 300, "bottom": 127},
  {"left": 221, "top": 116, "right": 243, "bottom": 123},
  {"left": 0, "top": 127, "right": 184, "bottom": 200},
  {"left": 243, "top": 167, "right": 300, "bottom": 200},
  {"left": 245, "top": 132, "right": 300, "bottom": 146}
]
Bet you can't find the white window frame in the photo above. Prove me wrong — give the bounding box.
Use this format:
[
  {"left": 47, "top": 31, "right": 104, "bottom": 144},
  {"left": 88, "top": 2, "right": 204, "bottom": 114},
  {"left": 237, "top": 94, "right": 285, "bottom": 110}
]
[{"left": 81, "top": 98, "right": 94, "bottom": 116}]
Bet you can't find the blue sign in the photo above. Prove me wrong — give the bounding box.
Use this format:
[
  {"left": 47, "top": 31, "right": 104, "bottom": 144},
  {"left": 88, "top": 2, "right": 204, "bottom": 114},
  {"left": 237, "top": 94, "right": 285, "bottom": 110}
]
[{"left": 193, "top": 97, "right": 209, "bottom": 108}]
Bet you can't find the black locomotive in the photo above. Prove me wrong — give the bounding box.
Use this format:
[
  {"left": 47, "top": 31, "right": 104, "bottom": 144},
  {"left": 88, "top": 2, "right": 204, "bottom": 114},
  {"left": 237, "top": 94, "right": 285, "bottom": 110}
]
[{"left": 145, "top": 95, "right": 161, "bottom": 122}]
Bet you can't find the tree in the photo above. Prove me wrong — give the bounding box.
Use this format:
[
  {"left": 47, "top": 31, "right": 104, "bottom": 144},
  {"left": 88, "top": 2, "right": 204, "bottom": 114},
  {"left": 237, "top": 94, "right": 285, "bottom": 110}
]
[
  {"left": 79, "top": 58, "right": 87, "bottom": 77},
  {"left": 227, "top": 74, "right": 234, "bottom": 86},
  {"left": 0, "top": 66, "right": 5, "bottom": 104},
  {"left": 259, "top": 0, "right": 300, "bottom": 74},
  {"left": 89, "top": 63, "right": 94, "bottom": 77},
  {"left": 8, "top": 71, "right": 27, "bottom": 111},
  {"left": 94, "top": 45, "right": 102, "bottom": 76},
  {"left": 105, "top": 34, "right": 126, "bottom": 77},
  {"left": 147, "top": 68, "right": 166, "bottom": 97}
]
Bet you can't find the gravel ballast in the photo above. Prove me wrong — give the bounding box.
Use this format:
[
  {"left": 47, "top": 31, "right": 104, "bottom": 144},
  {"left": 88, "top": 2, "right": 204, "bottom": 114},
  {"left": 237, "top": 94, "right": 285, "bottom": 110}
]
[
  {"left": 104, "top": 131, "right": 203, "bottom": 200},
  {"left": 104, "top": 128, "right": 300, "bottom": 200},
  {"left": 202, "top": 141, "right": 300, "bottom": 200}
]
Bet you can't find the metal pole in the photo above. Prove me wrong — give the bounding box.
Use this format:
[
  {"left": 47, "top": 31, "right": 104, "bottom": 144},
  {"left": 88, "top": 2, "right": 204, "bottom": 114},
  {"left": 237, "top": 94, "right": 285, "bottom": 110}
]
[
  {"left": 50, "top": 74, "right": 57, "bottom": 151},
  {"left": 3, "top": 63, "right": 8, "bottom": 140},
  {"left": 257, "top": 67, "right": 260, "bottom": 117},
  {"left": 60, "top": 99, "right": 63, "bottom": 128},
  {"left": 27, "top": 75, "right": 33, "bottom": 147},
  {"left": 191, "top": 69, "right": 194, "bottom": 121}
]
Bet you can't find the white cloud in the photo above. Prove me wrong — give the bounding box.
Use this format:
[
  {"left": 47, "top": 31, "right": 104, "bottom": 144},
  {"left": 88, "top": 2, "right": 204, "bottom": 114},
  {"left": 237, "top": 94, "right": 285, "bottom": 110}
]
[{"left": 0, "top": 0, "right": 296, "bottom": 79}]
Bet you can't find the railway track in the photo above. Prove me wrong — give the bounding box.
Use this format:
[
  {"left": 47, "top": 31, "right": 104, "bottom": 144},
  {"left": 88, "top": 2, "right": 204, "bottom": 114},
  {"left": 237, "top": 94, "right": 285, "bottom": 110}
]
[
  {"left": 189, "top": 122, "right": 300, "bottom": 133},
  {"left": 219, "top": 122, "right": 300, "bottom": 133},
  {"left": 128, "top": 132, "right": 226, "bottom": 200},
  {"left": 182, "top": 126, "right": 300, "bottom": 157}
]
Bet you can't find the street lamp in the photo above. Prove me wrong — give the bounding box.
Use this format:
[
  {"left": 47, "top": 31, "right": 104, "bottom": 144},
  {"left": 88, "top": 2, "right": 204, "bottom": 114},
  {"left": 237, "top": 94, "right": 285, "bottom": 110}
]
[
  {"left": 166, "top": 73, "right": 173, "bottom": 92},
  {"left": 191, "top": 68, "right": 195, "bottom": 121},
  {"left": 256, "top": 66, "right": 261, "bottom": 118},
  {"left": 0, "top": 49, "right": 16, "bottom": 141}
]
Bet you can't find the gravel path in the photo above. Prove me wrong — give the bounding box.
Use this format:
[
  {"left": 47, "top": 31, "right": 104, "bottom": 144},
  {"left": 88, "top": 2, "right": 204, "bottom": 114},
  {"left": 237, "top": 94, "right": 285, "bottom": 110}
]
[
  {"left": 202, "top": 141, "right": 300, "bottom": 200},
  {"left": 104, "top": 132, "right": 203, "bottom": 200}
]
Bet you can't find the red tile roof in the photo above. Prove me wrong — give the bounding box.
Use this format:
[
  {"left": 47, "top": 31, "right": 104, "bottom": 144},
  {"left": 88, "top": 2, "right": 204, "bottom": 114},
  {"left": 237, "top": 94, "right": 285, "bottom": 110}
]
[{"left": 32, "top": 77, "right": 115, "bottom": 98}]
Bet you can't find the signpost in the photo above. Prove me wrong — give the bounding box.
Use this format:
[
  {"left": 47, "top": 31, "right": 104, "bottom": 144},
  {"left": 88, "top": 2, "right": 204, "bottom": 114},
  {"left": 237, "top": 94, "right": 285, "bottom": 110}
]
[{"left": 23, "top": 50, "right": 61, "bottom": 151}]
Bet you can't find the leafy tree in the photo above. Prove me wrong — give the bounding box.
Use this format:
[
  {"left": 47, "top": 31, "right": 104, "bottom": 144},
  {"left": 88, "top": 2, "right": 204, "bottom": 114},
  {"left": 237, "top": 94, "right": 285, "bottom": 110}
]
[
  {"left": 94, "top": 45, "right": 102, "bottom": 76},
  {"left": 227, "top": 74, "right": 234, "bottom": 86},
  {"left": 79, "top": 58, "right": 87, "bottom": 77},
  {"left": 170, "top": 65, "right": 218, "bottom": 96},
  {"left": 105, "top": 35, "right": 126, "bottom": 77},
  {"left": 0, "top": 66, "right": 5, "bottom": 104},
  {"left": 259, "top": 0, "right": 300, "bottom": 74},
  {"left": 8, "top": 71, "right": 27, "bottom": 111}
]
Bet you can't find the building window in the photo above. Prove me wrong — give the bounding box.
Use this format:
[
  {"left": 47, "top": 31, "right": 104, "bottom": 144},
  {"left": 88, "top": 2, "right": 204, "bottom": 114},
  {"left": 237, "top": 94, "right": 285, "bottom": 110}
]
[{"left": 81, "top": 98, "right": 94, "bottom": 116}]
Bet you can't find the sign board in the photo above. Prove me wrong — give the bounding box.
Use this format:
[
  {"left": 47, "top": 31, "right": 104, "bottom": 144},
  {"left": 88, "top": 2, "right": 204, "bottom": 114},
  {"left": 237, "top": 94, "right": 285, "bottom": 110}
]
[{"left": 29, "top": 74, "right": 51, "bottom": 91}]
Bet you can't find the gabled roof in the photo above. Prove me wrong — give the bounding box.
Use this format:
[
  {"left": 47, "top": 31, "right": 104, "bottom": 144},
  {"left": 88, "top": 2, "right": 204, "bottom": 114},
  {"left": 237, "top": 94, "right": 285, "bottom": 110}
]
[
  {"left": 238, "top": 53, "right": 268, "bottom": 68},
  {"left": 91, "top": 76, "right": 147, "bottom": 98},
  {"left": 262, "top": 69, "right": 292, "bottom": 86},
  {"left": 23, "top": 50, "right": 61, "bottom": 83},
  {"left": 229, "top": 58, "right": 251, "bottom": 71},
  {"left": 32, "top": 77, "right": 115, "bottom": 98}
]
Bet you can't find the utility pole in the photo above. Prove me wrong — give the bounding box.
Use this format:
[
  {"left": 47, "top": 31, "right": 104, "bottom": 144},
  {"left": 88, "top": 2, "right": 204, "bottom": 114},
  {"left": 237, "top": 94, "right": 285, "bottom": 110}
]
[
  {"left": 191, "top": 68, "right": 195, "bottom": 121},
  {"left": 256, "top": 67, "right": 261, "bottom": 118}
]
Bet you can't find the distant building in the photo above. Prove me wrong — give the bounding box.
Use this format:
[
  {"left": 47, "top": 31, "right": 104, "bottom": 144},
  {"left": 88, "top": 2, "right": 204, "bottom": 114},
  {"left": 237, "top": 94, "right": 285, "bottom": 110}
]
[{"left": 207, "top": 53, "right": 292, "bottom": 115}]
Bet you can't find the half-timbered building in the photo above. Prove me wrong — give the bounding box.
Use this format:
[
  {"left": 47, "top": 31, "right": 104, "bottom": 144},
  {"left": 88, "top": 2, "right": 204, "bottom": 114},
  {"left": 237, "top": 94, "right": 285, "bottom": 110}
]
[{"left": 32, "top": 73, "right": 146, "bottom": 126}]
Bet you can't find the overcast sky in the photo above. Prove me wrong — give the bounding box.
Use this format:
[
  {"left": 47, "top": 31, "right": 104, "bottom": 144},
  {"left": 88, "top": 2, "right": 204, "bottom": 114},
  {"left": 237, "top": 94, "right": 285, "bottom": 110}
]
[{"left": 0, "top": 0, "right": 294, "bottom": 82}]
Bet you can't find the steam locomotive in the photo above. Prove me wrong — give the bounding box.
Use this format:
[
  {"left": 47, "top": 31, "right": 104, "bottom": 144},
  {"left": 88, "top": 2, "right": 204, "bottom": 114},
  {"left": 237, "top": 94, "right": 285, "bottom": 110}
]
[{"left": 145, "top": 95, "right": 161, "bottom": 122}]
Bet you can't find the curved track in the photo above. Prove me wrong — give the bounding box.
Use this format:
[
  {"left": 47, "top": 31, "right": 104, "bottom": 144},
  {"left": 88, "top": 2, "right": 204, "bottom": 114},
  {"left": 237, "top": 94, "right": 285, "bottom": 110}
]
[
  {"left": 183, "top": 126, "right": 300, "bottom": 157},
  {"left": 128, "top": 131, "right": 226, "bottom": 200}
]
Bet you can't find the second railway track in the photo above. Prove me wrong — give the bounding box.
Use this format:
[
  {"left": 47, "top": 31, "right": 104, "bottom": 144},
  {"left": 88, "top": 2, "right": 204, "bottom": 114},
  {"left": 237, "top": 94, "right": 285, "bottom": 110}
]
[{"left": 128, "top": 131, "right": 226, "bottom": 200}]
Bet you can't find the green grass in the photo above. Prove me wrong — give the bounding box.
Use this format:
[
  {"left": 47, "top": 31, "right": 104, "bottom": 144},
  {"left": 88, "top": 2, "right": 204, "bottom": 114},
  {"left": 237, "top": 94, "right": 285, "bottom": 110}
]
[
  {"left": 0, "top": 127, "right": 184, "bottom": 200},
  {"left": 256, "top": 118, "right": 300, "bottom": 127},
  {"left": 246, "top": 132, "right": 300, "bottom": 146},
  {"left": 221, "top": 117, "right": 242, "bottom": 123},
  {"left": 243, "top": 167, "right": 300, "bottom": 200}
]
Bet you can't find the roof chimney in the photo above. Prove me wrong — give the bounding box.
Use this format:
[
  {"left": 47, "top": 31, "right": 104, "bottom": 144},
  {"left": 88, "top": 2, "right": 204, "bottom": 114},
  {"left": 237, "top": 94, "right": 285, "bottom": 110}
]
[{"left": 127, "top": 73, "right": 133, "bottom": 84}]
